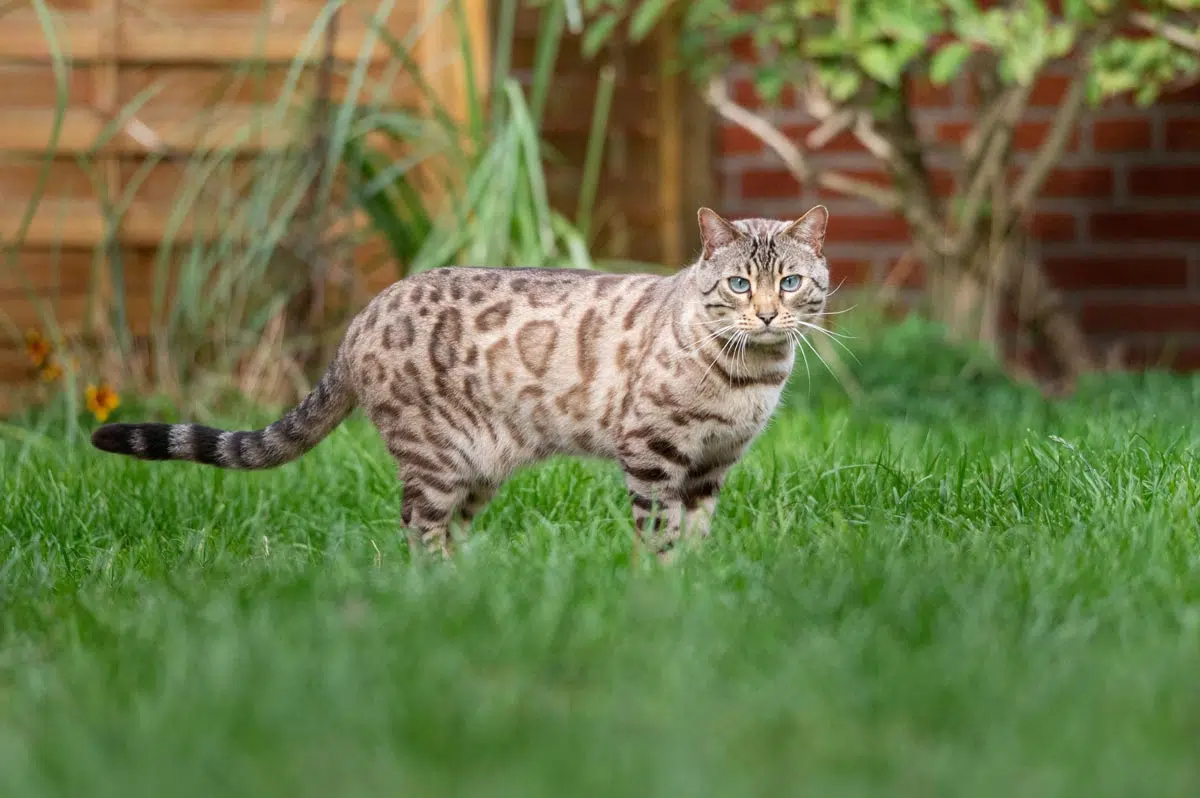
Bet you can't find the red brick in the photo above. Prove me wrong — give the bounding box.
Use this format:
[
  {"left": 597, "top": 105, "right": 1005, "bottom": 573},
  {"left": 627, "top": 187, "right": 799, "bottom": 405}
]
[
  {"left": 1038, "top": 166, "right": 1114, "bottom": 198},
  {"left": 1080, "top": 301, "right": 1200, "bottom": 334},
  {"left": 1029, "top": 212, "right": 1077, "bottom": 241},
  {"left": 729, "top": 34, "right": 756, "bottom": 61},
  {"left": 1128, "top": 165, "right": 1200, "bottom": 198},
  {"left": 740, "top": 169, "right": 802, "bottom": 200},
  {"left": 929, "top": 168, "right": 956, "bottom": 198},
  {"left": 963, "top": 73, "right": 1071, "bottom": 106},
  {"left": 936, "top": 120, "right": 1080, "bottom": 152},
  {"left": 719, "top": 122, "right": 869, "bottom": 156},
  {"left": 1028, "top": 73, "right": 1072, "bottom": 106},
  {"left": 1164, "top": 116, "right": 1200, "bottom": 151},
  {"left": 908, "top": 75, "right": 954, "bottom": 108},
  {"left": 825, "top": 214, "right": 910, "bottom": 244},
  {"left": 1090, "top": 211, "right": 1200, "bottom": 241},
  {"left": 720, "top": 124, "right": 764, "bottom": 156},
  {"left": 1092, "top": 118, "right": 1152, "bottom": 151},
  {"left": 1159, "top": 82, "right": 1200, "bottom": 105},
  {"left": 819, "top": 168, "right": 892, "bottom": 199},
  {"left": 1044, "top": 256, "right": 1189, "bottom": 289},
  {"left": 828, "top": 258, "right": 873, "bottom": 286}
]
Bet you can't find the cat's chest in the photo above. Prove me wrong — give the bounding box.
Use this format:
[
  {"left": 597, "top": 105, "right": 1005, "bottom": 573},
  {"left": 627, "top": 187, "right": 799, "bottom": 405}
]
[{"left": 719, "top": 384, "right": 784, "bottom": 429}]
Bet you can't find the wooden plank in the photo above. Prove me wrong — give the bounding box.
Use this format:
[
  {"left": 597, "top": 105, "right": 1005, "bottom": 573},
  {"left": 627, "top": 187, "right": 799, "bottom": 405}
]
[
  {"left": 0, "top": 63, "right": 94, "bottom": 107},
  {"left": 535, "top": 76, "right": 659, "bottom": 138},
  {"left": 0, "top": 157, "right": 101, "bottom": 202},
  {"left": 0, "top": 347, "right": 42, "bottom": 384},
  {"left": 0, "top": 13, "right": 413, "bottom": 63},
  {"left": 116, "top": 62, "right": 418, "bottom": 110},
  {"left": 0, "top": 198, "right": 247, "bottom": 247},
  {"left": 656, "top": 23, "right": 682, "bottom": 268},
  {"left": 0, "top": 196, "right": 368, "bottom": 248},
  {"left": 94, "top": 0, "right": 122, "bottom": 340},
  {"left": 0, "top": 249, "right": 104, "bottom": 298},
  {"left": 509, "top": 27, "right": 658, "bottom": 75},
  {"left": 0, "top": 14, "right": 101, "bottom": 60},
  {"left": 678, "top": 82, "right": 717, "bottom": 263},
  {"left": 0, "top": 293, "right": 153, "bottom": 335},
  {"left": 0, "top": 0, "right": 491, "bottom": 416},
  {"left": 415, "top": 0, "right": 489, "bottom": 123},
  {"left": 0, "top": 107, "right": 299, "bottom": 154}
]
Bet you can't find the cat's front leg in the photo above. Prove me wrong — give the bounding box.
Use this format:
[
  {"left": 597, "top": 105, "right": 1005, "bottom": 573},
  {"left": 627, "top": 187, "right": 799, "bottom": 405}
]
[{"left": 624, "top": 474, "right": 723, "bottom": 563}]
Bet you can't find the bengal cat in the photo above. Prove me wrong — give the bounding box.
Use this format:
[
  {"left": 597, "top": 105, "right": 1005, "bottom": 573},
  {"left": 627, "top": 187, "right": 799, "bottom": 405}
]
[{"left": 91, "top": 206, "right": 831, "bottom": 560}]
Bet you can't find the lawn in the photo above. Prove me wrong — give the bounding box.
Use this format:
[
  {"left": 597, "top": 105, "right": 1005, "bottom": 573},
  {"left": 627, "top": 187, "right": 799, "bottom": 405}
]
[{"left": 2, "top": 318, "right": 1199, "bottom": 797}]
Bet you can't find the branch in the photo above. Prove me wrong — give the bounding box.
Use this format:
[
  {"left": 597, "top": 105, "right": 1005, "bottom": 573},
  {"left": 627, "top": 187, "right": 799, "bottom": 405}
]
[
  {"left": 950, "top": 83, "right": 1032, "bottom": 255},
  {"left": 1007, "top": 67, "right": 1089, "bottom": 222},
  {"left": 874, "top": 86, "right": 952, "bottom": 252},
  {"left": 960, "top": 84, "right": 1022, "bottom": 186},
  {"left": 1131, "top": 11, "right": 1200, "bottom": 54},
  {"left": 704, "top": 77, "right": 904, "bottom": 212}
]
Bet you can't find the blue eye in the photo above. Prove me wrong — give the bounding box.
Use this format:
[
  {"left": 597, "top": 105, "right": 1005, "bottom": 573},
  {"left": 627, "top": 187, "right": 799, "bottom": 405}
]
[
  {"left": 728, "top": 276, "right": 751, "bottom": 294},
  {"left": 780, "top": 275, "right": 802, "bottom": 292}
]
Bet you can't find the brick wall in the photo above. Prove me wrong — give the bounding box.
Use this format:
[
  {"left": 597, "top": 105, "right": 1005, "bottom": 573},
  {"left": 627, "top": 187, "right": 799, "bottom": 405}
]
[{"left": 716, "top": 61, "right": 1200, "bottom": 370}]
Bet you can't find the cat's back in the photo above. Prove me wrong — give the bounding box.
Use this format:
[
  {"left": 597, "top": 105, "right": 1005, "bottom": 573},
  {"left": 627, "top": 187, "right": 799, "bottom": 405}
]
[{"left": 342, "top": 265, "right": 675, "bottom": 403}]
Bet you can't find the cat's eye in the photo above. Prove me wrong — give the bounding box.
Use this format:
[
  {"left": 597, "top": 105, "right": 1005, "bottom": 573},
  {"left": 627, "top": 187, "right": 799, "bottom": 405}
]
[
  {"left": 780, "top": 275, "right": 802, "bottom": 292},
  {"left": 728, "top": 276, "right": 752, "bottom": 294}
]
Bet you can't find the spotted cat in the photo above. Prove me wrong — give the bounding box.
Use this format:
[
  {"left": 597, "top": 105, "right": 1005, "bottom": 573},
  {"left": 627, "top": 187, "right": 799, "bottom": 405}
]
[{"left": 92, "top": 206, "right": 831, "bottom": 559}]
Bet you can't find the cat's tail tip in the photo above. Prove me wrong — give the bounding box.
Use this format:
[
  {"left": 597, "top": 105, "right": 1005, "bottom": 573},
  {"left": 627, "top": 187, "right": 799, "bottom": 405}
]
[{"left": 92, "top": 423, "right": 135, "bottom": 455}]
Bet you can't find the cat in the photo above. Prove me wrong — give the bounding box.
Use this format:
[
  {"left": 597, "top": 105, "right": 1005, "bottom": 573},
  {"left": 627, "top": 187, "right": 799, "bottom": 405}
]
[{"left": 91, "top": 206, "right": 831, "bottom": 560}]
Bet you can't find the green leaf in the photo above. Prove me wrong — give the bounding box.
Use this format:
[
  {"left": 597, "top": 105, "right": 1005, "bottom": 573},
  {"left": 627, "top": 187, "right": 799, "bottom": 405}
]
[
  {"left": 858, "top": 43, "right": 903, "bottom": 86},
  {"left": 930, "top": 41, "right": 971, "bottom": 85},
  {"left": 582, "top": 12, "right": 620, "bottom": 57},
  {"left": 630, "top": 0, "right": 672, "bottom": 42}
]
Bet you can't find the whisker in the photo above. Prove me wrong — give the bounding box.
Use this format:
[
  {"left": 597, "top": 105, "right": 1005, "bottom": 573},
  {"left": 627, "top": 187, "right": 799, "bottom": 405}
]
[
  {"left": 811, "top": 304, "right": 858, "bottom": 317},
  {"left": 699, "top": 327, "right": 741, "bottom": 386},
  {"left": 797, "top": 330, "right": 846, "bottom": 387},
  {"left": 794, "top": 322, "right": 861, "bottom": 363},
  {"left": 673, "top": 324, "right": 740, "bottom": 361},
  {"left": 794, "top": 319, "right": 855, "bottom": 341},
  {"left": 789, "top": 329, "right": 813, "bottom": 394},
  {"left": 735, "top": 331, "right": 749, "bottom": 377}
]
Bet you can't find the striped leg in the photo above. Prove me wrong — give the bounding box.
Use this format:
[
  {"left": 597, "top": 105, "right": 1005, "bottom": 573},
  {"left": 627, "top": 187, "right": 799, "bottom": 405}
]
[
  {"left": 625, "top": 471, "right": 725, "bottom": 563},
  {"left": 399, "top": 471, "right": 469, "bottom": 558}
]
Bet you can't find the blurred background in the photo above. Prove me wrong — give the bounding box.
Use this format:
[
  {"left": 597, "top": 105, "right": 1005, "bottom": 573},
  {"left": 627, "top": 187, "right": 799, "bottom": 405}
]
[{"left": 1, "top": 0, "right": 1197, "bottom": 422}]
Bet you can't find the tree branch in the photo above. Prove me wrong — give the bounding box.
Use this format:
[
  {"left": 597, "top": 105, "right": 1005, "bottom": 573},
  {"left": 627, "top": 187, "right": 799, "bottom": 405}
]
[
  {"left": 1131, "top": 11, "right": 1200, "bottom": 54},
  {"left": 704, "top": 77, "right": 904, "bottom": 212},
  {"left": 875, "top": 86, "right": 950, "bottom": 252},
  {"left": 950, "top": 83, "right": 1032, "bottom": 255},
  {"left": 1007, "top": 66, "right": 1089, "bottom": 224}
]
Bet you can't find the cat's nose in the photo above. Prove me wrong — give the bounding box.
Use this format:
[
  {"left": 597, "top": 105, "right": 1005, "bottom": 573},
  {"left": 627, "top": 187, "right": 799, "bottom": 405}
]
[{"left": 756, "top": 311, "right": 778, "bottom": 326}]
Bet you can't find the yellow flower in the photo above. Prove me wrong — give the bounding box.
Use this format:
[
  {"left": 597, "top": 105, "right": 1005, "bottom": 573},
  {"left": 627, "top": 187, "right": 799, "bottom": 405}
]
[
  {"left": 25, "top": 328, "right": 51, "bottom": 368},
  {"left": 40, "top": 360, "right": 63, "bottom": 382},
  {"left": 85, "top": 383, "right": 121, "bottom": 422}
]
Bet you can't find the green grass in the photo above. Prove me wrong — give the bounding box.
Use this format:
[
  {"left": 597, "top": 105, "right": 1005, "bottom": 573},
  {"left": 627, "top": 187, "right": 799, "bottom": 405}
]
[{"left": 2, "top": 318, "right": 1200, "bottom": 797}]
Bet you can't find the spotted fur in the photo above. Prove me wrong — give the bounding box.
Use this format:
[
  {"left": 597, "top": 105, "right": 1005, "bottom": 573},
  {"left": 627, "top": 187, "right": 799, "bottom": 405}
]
[{"left": 91, "top": 206, "right": 831, "bottom": 560}]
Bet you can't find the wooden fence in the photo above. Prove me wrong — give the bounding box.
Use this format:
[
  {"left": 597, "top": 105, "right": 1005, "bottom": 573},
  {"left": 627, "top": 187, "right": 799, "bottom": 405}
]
[
  {"left": 0, "top": 0, "right": 489, "bottom": 413},
  {"left": 509, "top": 5, "right": 713, "bottom": 267},
  {"left": 0, "top": 1, "right": 712, "bottom": 415}
]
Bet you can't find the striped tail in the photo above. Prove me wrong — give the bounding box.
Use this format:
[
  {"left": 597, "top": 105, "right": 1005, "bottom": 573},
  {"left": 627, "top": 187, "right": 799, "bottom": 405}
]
[{"left": 90, "top": 357, "right": 356, "bottom": 469}]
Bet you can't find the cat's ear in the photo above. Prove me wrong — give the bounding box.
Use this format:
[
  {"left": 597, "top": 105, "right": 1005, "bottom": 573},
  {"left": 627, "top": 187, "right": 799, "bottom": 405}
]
[
  {"left": 781, "top": 205, "right": 828, "bottom": 256},
  {"left": 697, "top": 207, "right": 742, "bottom": 258}
]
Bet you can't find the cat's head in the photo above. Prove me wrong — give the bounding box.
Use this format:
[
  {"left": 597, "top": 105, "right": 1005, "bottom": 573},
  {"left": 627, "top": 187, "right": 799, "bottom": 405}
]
[{"left": 692, "top": 206, "right": 830, "bottom": 346}]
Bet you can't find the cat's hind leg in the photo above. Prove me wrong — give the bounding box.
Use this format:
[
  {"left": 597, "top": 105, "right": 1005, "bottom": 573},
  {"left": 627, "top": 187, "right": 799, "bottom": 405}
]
[{"left": 398, "top": 469, "right": 470, "bottom": 558}]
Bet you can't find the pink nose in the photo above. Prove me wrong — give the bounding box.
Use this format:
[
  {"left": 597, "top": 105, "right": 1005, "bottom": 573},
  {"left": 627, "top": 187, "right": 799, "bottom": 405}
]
[{"left": 757, "top": 311, "right": 777, "bottom": 326}]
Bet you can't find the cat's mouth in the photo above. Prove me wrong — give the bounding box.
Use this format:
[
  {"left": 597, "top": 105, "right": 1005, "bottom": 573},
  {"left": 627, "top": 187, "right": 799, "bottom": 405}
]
[{"left": 747, "top": 327, "right": 791, "bottom": 346}]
